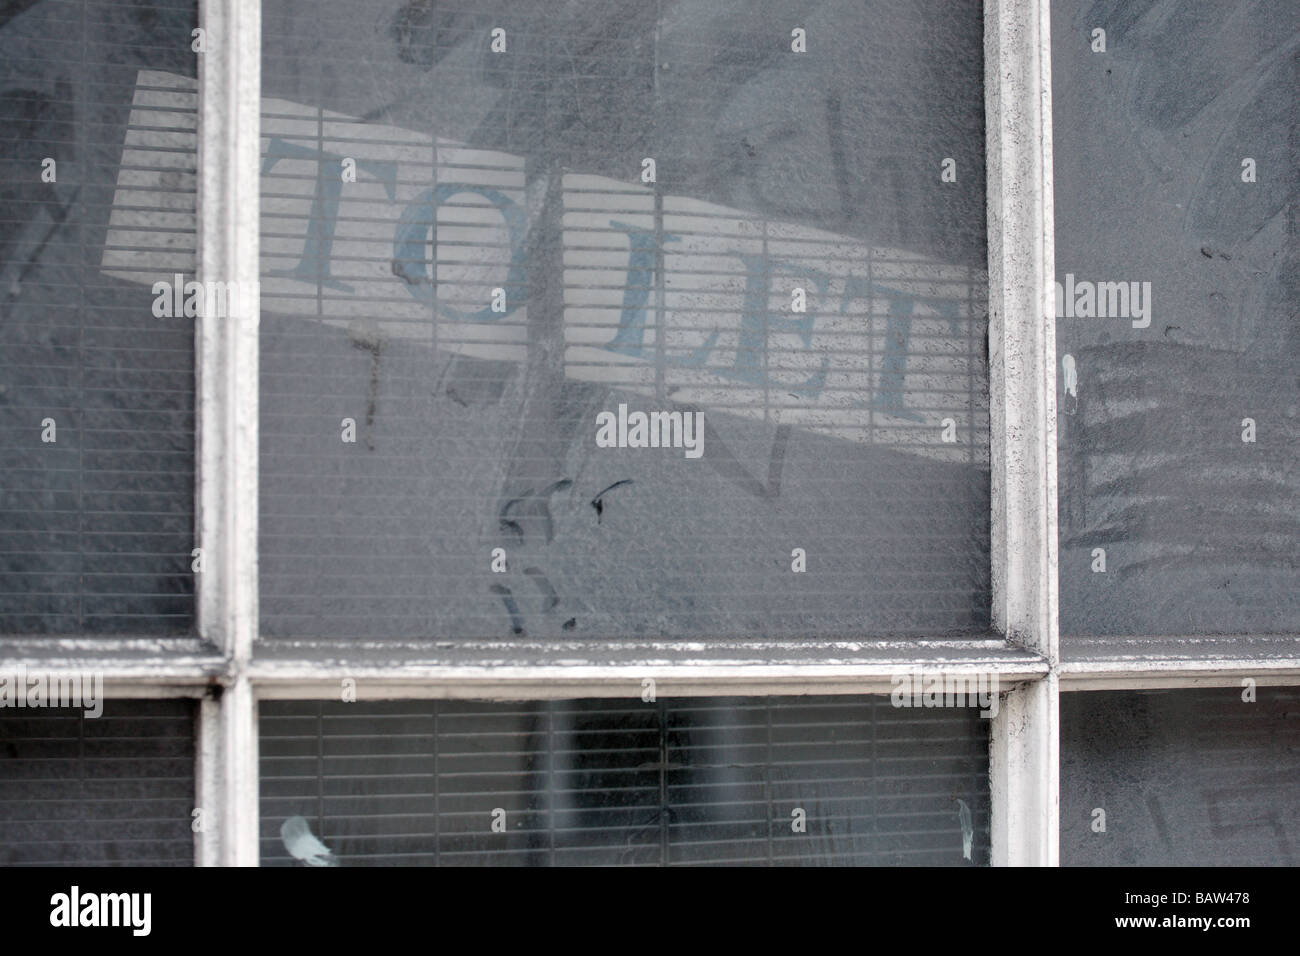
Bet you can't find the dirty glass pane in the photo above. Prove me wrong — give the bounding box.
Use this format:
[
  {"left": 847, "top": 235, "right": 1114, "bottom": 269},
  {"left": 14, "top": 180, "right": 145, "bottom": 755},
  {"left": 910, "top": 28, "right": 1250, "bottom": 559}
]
[
  {"left": 0, "top": 699, "right": 196, "bottom": 865},
  {"left": 258, "top": 0, "right": 990, "bottom": 641},
  {"left": 260, "top": 696, "right": 990, "bottom": 866},
  {"left": 1061, "top": 687, "right": 1300, "bottom": 865},
  {"left": 0, "top": 0, "right": 198, "bottom": 634},
  {"left": 1052, "top": 0, "right": 1300, "bottom": 636}
]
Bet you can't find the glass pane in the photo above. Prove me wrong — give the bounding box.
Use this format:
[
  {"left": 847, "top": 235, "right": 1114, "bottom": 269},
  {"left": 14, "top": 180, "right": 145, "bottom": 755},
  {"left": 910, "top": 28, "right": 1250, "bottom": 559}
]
[
  {"left": 1052, "top": 0, "right": 1300, "bottom": 636},
  {"left": 257, "top": 0, "right": 990, "bottom": 642},
  {"left": 0, "top": 699, "right": 196, "bottom": 865},
  {"left": 260, "top": 696, "right": 990, "bottom": 866},
  {"left": 1061, "top": 687, "right": 1300, "bottom": 865},
  {"left": 0, "top": 0, "right": 198, "bottom": 634}
]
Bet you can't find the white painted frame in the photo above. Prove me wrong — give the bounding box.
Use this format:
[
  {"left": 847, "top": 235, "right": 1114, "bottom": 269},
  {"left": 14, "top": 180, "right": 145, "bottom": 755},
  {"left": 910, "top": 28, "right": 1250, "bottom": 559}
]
[
  {"left": 984, "top": 0, "right": 1059, "bottom": 867},
  {"left": 4, "top": 0, "right": 1298, "bottom": 869},
  {"left": 196, "top": 0, "right": 1068, "bottom": 867},
  {"left": 194, "top": 0, "right": 261, "bottom": 868}
]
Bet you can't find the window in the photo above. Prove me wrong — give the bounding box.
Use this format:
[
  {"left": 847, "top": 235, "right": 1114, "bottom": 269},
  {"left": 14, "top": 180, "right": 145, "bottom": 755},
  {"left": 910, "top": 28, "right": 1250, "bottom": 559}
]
[
  {"left": 0, "top": 0, "right": 199, "bottom": 635},
  {"left": 0, "top": 701, "right": 196, "bottom": 866},
  {"left": 260, "top": 697, "right": 992, "bottom": 866},
  {"left": 2, "top": 0, "right": 1296, "bottom": 868},
  {"left": 1053, "top": 0, "right": 1299, "bottom": 639},
  {"left": 1060, "top": 688, "right": 1300, "bottom": 865},
  {"left": 256, "top": 0, "right": 990, "bottom": 642}
]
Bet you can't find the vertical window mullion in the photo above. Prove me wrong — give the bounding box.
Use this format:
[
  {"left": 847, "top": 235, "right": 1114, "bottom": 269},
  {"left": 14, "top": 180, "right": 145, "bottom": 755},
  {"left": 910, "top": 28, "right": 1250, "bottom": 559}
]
[
  {"left": 984, "top": 0, "right": 1060, "bottom": 866},
  {"left": 195, "top": 0, "right": 261, "bottom": 867}
]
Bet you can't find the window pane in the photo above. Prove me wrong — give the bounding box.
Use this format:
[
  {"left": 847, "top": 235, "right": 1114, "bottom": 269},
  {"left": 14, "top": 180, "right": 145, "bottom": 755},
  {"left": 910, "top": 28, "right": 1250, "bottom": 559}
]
[
  {"left": 0, "top": 0, "right": 198, "bottom": 634},
  {"left": 1052, "top": 0, "right": 1300, "bottom": 636},
  {"left": 260, "top": 696, "right": 990, "bottom": 866},
  {"left": 0, "top": 699, "right": 196, "bottom": 866},
  {"left": 257, "top": 0, "right": 990, "bottom": 641},
  {"left": 1061, "top": 687, "right": 1300, "bottom": 865}
]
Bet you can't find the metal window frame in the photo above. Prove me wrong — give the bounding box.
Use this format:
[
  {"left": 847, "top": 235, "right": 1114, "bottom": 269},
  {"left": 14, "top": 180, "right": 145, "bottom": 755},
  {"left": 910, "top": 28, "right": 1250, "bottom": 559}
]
[{"left": 4, "top": 0, "right": 1298, "bottom": 869}]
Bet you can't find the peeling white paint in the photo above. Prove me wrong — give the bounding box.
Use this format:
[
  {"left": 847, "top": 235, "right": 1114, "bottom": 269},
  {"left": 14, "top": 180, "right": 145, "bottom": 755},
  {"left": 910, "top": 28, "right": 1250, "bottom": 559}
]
[{"left": 984, "top": 0, "right": 1059, "bottom": 867}]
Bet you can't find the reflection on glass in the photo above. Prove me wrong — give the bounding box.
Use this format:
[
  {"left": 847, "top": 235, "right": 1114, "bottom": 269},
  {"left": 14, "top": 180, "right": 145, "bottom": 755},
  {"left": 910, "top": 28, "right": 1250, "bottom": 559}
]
[{"left": 248, "top": 0, "right": 991, "bottom": 640}]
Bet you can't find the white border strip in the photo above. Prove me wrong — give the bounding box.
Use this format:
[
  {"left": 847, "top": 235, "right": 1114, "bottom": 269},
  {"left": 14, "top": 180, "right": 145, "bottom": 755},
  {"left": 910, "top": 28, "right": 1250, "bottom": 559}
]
[
  {"left": 985, "top": 0, "right": 1059, "bottom": 867},
  {"left": 195, "top": 0, "right": 261, "bottom": 868}
]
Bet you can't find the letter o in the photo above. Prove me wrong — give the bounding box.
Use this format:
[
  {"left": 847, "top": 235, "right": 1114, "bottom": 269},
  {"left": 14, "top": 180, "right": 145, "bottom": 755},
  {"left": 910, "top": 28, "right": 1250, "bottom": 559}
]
[{"left": 393, "top": 184, "right": 526, "bottom": 321}]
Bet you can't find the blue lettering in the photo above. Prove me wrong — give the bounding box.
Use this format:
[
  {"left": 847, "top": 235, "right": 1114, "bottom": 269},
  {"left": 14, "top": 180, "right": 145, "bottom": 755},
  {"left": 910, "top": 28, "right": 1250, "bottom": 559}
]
[
  {"left": 262, "top": 138, "right": 396, "bottom": 292},
  {"left": 679, "top": 255, "right": 829, "bottom": 397},
  {"left": 604, "top": 220, "right": 680, "bottom": 357},
  {"left": 393, "top": 184, "right": 526, "bottom": 322}
]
